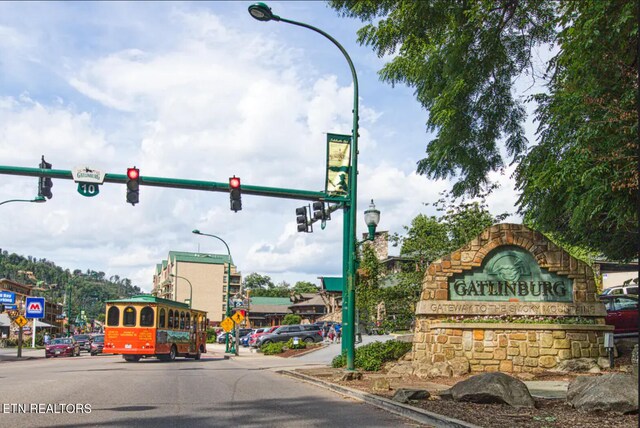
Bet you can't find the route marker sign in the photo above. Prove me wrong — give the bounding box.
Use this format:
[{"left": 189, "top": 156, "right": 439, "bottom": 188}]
[
  {"left": 25, "top": 297, "right": 45, "bottom": 319},
  {"left": 72, "top": 166, "right": 105, "bottom": 197}
]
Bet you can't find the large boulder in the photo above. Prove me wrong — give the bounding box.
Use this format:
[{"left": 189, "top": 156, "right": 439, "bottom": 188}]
[
  {"left": 386, "top": 361, "right": 415, "bottom": 376},
  {"left": 551, "top": 358, "right": 600, "bottom": 373},
  {"left": 392, "top": 388, "right": 430, "bottom": 403},
  {"left": 567, "top": 374, "right": 638, "bottom": 414},
  {"left": 450, "top": 372, "right": 535, "bottom": 408}
]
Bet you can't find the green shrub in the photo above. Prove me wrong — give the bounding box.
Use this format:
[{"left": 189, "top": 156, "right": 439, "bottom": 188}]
[
  {"left": 331, "top": 340, "right": 412, "bottom": 371},
  {"left": 286, "top": 338, "right": 307, "bottom": 350},
  {"left": 261, "top": 341, "right": 286, "bottom": 355},
  {"left": 282, "top": 314, "right": 302, "bottom": 325},
  {"left": 206, "top": 328, "right": 218, "bottom": 343}
]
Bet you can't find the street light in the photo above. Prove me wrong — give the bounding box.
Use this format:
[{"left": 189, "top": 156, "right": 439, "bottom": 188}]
[
  {"left": 0, "top": 195, "right": 46, "bottom": 206},
  {"left": 364, "top": 200, "right": 381, "bottom": 241},
  {"left": 169, "top": 274, "right": 193, "bottom": 309},
  {"left": 192, "top": 229, "right": 234, "bottom": 353},
  {"left": 249, "top": 2, "right": 361, "bottom": 370}
]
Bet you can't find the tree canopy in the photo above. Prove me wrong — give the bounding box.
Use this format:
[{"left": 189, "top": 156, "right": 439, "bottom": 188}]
[{"left": 331, "top": 0, "right": 638, "bottom": 261}]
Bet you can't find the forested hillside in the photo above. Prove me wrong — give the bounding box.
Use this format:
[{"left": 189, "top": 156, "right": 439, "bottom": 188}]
[{"left": 0, "top": 249, "right": 141, "bottom": 322}]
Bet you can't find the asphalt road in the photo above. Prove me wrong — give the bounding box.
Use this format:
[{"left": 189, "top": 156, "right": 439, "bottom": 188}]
[{"left": 0, "top": 343, "right": 418, "bottom": 428}]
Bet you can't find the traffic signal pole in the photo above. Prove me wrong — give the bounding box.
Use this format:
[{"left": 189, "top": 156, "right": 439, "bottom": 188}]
[{"left": 0, "top": 165, "right": 329, "bottom": 202}]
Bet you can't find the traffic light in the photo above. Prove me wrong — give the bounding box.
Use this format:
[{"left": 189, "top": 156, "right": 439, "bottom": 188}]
[
  {"left": 126, "top": 167, "right": 140, "bottom": 205},
  {"left": 229, "top": 176, "right": 242, "bottom": 212},
  {"left": 38, "top": 156, "right": 53, "bottom": 199},
  {"left": 312, "top": 201, "right": 330, "bottom": 221},
  {"left": 296, "top": 206, "right": 311, "bottom": 233}
]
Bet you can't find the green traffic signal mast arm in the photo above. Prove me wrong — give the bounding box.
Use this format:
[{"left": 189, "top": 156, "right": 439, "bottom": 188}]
[{"left": 0, "top": 164, "right": 345, "bottom": 202}]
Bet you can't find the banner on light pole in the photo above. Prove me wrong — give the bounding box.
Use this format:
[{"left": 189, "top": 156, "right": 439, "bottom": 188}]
[{"left": 325, "top": 133, "right": 351, "bottom": 196}]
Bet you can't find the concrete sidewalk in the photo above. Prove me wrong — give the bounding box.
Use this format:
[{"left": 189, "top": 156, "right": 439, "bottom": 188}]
[{"left": 0, "top": 347, "right": 44, "bottom": 362}]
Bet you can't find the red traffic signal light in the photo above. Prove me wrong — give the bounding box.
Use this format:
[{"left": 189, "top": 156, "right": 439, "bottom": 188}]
[
  {"left": 127, "top": 168, "right": 139, "bottom": 180},
  {"left": 126, "top": 167, "right": 140, "bottom": 205},
  {"left": 229, "top": 176, "right": 242, "bottom": 212}
]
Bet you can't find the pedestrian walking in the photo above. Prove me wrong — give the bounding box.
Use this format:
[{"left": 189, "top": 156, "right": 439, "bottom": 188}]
[
  {"left": 322, "top": 322, "right": 330, "bottom": 342},
  {"left": 43, "top": 333, "right": 50, "bottom": 345},
  {"left": 334, "top": 323, "right": 342, "bottom": 343},
  {"left": 328, "top": 324, "right": 336, "bottom": 343}
]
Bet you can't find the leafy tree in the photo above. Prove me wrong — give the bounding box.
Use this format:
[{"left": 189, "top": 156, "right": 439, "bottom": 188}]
[
  {"left": 292, "top": 281, "right": 319, "bottom": 294},
  {"left": 330, "top": 0, "right": 638, "bottom": 261},
  {"left": 242, "top": 273, "right": 274, "bottom": 291},
  {"left": 517, "top": 0, "right": 638, "bottom": 260},
  {"left": 282, "top": 314, "right": 302, "bottom": 325},
  {"left": 0, "top": 250, "right": 140, "bottom": 323},
  {"left": 374, "top": 194, "right": 505, "bottom": 330}
]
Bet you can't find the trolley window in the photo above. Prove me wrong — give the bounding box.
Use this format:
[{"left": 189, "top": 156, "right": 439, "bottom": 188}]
[
  {"left": 168, "top": 309, "right": 174, "bottom": 328},
  {"left": 107, "top": 306, "right": 120, "bottom": 326},
  {"left": 159, "top": 308, "right": 166, "bottom": 328},
  {"left": 123, "top": 306, "right": 137, "bottom": 327},
  {"left": 140, "top": 306, "right": 154, "bottom": 327}
]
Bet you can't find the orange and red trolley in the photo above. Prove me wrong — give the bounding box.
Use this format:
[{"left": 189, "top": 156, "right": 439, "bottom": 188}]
[{"left": 104, "top": 295, "right": 207, "bottom": 362}]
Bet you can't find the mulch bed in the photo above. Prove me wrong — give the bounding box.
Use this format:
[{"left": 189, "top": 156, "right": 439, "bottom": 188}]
[{"left": 297, "top": 368, "right": 638, "bottom": 428}]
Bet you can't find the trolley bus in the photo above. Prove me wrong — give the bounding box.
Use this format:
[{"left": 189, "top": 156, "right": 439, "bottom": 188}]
[{"left": 103, "top": 295, "right": 207, "bottom": 362}]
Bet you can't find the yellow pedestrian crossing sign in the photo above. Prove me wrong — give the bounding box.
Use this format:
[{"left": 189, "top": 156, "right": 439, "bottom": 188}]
[
  {"left": 219, "top": 317, "right": 234, "bottom": 333},
  {"left": 14, "top": 315, "right": 28, "bottom": 328},
  {"left": 231, "top": 311, "right": 245, "bottom": 324}
]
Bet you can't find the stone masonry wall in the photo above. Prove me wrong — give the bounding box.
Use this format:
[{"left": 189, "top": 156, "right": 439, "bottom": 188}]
[{"left": 413, "top": 323, "right": 608, "bottom": 373}]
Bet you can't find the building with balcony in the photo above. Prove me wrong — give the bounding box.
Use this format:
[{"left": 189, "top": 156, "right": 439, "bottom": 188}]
[{"left": 151, "top": 251, "right": 242, "bottom": 324}]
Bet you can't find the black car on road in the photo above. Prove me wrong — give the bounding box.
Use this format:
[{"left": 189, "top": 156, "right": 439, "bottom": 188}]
[{"left": 255, "top": 324, "right": 322, "bottom": 347}]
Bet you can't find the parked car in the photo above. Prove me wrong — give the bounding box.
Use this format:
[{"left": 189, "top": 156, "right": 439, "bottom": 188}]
[
  {"left": 90, "top": 334, "right": 105, "bottom": 355},
  {"left": 255, "top": 324, "right": 322, "bottom": 347},
  {"left": 217, "top": 328, "right": 253, "bottom": 344},
  {"left": 599, "top": 295, "right": 638, "bottom": 335},
  {"left": 249, "top": 326, "right": 280, "bottom": 347},
  {"left": 601, "top": 284, "right": 639, "bottom": 297},
  {"left": 73, "top": 334, "right": 92, "bottom": 353},
  {"left": 45, "top": 337, "right": 80, "bottom": 358}
]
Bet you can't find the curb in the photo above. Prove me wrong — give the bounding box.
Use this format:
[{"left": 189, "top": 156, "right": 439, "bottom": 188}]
[{"left": 277, "top": 370, "right": 480, "bottom": 428}]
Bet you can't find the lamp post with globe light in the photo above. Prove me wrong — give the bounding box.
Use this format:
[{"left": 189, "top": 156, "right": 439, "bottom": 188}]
[
  {"left": 192, "top": 229, "right": 234, "bottom": 353},
  {"left": 248, "top": 2, "right": 382, "bottom": 371}
]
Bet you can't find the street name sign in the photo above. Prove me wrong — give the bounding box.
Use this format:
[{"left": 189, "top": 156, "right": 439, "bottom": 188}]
[{"left": 25, "top": 297, "right": 45, "bottom": 319}]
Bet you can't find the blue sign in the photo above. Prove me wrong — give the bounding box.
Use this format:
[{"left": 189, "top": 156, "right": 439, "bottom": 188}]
[
  {"left": 25, "top": 297, "right": 45, "bottom": 319},
  {"left": 4, "top": 305, "right": 17, "bottom": 310},
  {"left": 0, "top": 291, "right": 15, "bottom": 304}
]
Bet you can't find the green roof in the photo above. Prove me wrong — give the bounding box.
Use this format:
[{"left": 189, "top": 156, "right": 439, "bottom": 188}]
[
  {"left": 106, "top": 294, "right": 190, "bottom": 309},
  {"left": 250, "top": 297, "right": 291, "bottom": 306},
  {"left": 155, "top": 263, "right": 163, "bottom": 275},
  {"left": 162, "top": 260, "right": 168, "bottom": 269},
  {"left": 320, "top": 277, "right": 343, "bottom": 292},
  {"left": 169, "top": 251, "right": 233, "bottom": 265}
]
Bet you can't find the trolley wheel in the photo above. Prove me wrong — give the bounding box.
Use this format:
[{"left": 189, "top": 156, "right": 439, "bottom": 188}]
[{"left": 168, "top": 345, "right": 177, "bottom": 361}]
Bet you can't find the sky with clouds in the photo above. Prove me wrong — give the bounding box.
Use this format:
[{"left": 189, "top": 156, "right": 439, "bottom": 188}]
[{"left": 0, "top": 1, "right": 527, "bottom": 292}]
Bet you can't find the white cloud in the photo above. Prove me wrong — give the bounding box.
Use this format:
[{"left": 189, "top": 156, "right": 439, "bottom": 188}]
[{"left": 0, "top": 3, "right": 522, "bottom": 293}]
